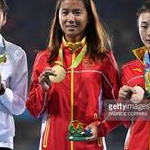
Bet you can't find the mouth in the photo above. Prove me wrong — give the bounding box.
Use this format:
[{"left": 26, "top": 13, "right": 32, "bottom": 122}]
[
  {"left": 66, "top": 25, "right": 77, "bottom": 28},
  {"left": 145, "top": 39, "right": 150, "bottom": 43}
]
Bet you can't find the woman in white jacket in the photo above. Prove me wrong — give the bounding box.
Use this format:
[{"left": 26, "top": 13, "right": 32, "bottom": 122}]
[{"left": 0, "top": 0, "right": 28, "bottom": 150}]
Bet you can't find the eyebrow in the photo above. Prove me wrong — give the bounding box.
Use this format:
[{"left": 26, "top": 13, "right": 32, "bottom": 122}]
[
  {"left": 61, "top": 8, "right": 82, "bottom": 11},
  {"left": 61, "top": 8, "right": 68, "bottom": 11},
  {"left": 140, "top": 21, "right": 150, "bottom": 27},
  {"left": 141, "top": 20, "right": 150, "bottom": 23},
  {"left": 141, "top": 21, "right": 148, "bottom": 24}
]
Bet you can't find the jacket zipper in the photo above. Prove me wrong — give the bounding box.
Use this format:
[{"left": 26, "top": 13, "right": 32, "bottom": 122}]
[{"left": 70, "top": 51, "right": 75, "bottom": 150}]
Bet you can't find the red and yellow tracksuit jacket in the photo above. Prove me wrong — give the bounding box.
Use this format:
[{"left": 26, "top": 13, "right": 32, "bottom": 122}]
[
  {"left": 121, "top": 46, "right": 149, "bottom": 150},
  {"left": 26, "top": 46, "right": 120, "bottom": 150}
]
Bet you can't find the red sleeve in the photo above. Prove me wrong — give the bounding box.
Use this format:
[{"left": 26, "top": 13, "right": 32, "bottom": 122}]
[
  {"left": 97, "top": 52, "right": 122, "bottom": 136},
  {"left": 26, "top": 51, "right": 53, "bottom": 117},
  {"left": 95, "top": 120, "right": 122, "bottom": 137}
]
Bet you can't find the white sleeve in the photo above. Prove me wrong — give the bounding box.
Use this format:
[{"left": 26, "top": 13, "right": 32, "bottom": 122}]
[{"left": 0, "top": 49, "right": 28, "bottom": 115}]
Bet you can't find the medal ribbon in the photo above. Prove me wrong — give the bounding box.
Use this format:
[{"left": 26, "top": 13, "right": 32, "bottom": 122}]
[
  {"left": 143, "top": 50, "right": 150, "bottom": 93},
  {"left": 0, "top": 53, "right": 7, "bottom": 64},
  {"left": 59, "top": 37, "right": 87, "bottom": 69},
  {"left": 143, "top": 50, "right": 150, "bottom": 150}
]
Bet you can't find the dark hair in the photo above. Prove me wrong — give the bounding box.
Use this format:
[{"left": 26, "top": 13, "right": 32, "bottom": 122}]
[
  {"left": 0, "top": 0, "right": 8, "bottom": 19},
  {"left": 137, "top": 0, "right": 150, "bottom": 18},
  {"left": 48, "top": 0, "right": 112, "bottom": 64}
]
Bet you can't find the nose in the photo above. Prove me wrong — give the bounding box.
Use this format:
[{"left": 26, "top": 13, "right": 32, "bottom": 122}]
[
  {"left": 67, "top": 13, "right": 75, "bottom": 23},
  {"left": 147, "top": 25, "right": 150, "bottom": 36},
  {"left": 148, "top": 27, "right": 150, "bottom": 37}
]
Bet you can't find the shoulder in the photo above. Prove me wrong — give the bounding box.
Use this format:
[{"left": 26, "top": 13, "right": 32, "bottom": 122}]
[
  {"left": 101, "top": 51, "right": 116, "bottom": 62},
  {"left": 33, "top": 49, "right": 50, "bottom": 70},
  {"left": 4, "top": 40, "right": 26, "bottom": 57},
  {"left": 31, "top": 49, "right": 51, "bottom": 76},
  {"left": 35, "top": 49, "right": 50, "bottom": 62},
  {"left": 105, "top": 51, "right": 115, "bottom": 61},
  {"left": 101, "top": 51, "right": 118, "bottom": 69},
  {"left": 122, "top": 59, "right": 142, "bottom": 70}
]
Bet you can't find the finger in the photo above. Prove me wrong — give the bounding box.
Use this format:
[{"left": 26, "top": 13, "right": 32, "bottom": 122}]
[
  {"left": 119, "top": 93, "right": 128, "bottom": 100},
  {"left": 119, "top": 90, "right": 129, "bottom": 96},
  {"left": 129, "top": 87, "right": 136, "bottom": 94},
  {"left": 40, "top": 79, "right": 51, "bottom": 90},
  {"left": 119, "top": 92, "right": 133, "bottom": 100},
  {"left": 45, "top": 68, "right": 57, "bottom": 75},
  {"left": 85, "top": 135, "right": 96, "bottom": 141},
  {"left": 39, "top": 74, "right": 51, "bottom": 88},
  {"left": 43, "top": 82, "right": 50, "bottom": 90},
  {"left": 122, "top": 86, "right": 136, "bottom": 94},
  {"left": 39, "top": 72, "right": 46, "bottom": 80},
  {"left": 44, "top": 67, "right": 53, "bottom": 72},
  {"left": 119, "top": 88, "right": 136, "bottom": 99},
  {"left": 43, "top": 74, "right": 50, "bottom": 81},
  {"left": 120, "top": 87, "right": 131, "bottom": 93},
  {"left": 45, "top": 71, "right": 57, "bottom": 77},
  {"left": 42, "top": 75, "right": 51, "bottom": 85},
  {"left": 83, "top": 127, "right": 91, "bottom": 136},
  {"left": 119, "top": 91, "right": 131, "bottom": 97},
  {"left": 41, "top": 68, "right": 57, "bottom": 78}
]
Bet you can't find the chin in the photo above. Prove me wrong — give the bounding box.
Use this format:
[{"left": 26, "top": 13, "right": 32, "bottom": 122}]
[
  {"left": 66, "top": 33, "right": 77, "bottom": 37},
  {"left": 145, "top": 45, "right": 150, "bottom": 50}
]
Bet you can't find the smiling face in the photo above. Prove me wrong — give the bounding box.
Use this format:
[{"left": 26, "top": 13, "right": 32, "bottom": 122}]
[
  {"left": 138, "top": 12, "right": 150, "bottom": 50},
  {"left": 58, "top": 0, "right": 88, "bottom": 42}
]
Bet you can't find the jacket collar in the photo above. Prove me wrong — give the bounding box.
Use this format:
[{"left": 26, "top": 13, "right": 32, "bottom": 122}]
[{"left": 132, "top": 46, "right": 148, "bottom": 64}]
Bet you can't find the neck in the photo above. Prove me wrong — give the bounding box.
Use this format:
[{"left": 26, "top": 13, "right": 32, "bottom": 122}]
[
  {"left": 64, "top": 34, "right": 84, "bottom": 43},
  {"left": 62, "top": 36, "right": 86, "bottom": 51}
]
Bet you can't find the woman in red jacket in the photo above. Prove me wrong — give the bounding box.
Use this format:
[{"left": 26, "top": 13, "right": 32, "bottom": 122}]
[
  {"left": 119, "top": 1, "right": 150, "bottom": 150},
  {"left": 26, "top": 0, "right": 120, "bottom": 150}
]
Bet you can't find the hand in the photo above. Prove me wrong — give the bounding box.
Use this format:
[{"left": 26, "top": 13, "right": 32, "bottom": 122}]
[
  {"left": 39, "top": 67, "right": 56, "bottom": 90},
  {"left": 83, "top": 122, "right": 98, "bottom": 141},
  {"left": 119, "top": 85, "right": 136, "bottom": 100},
  {"left": 0, "top": 73, "right": 5, "bottom": 95}
]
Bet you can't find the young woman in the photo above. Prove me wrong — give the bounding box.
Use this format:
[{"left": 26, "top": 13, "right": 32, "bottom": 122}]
[
  {"left": 0, "top": 0, "right": 28, "bottom": 150},
  {"left": 26, "top": 0, "right": 120, "bottom": 150},
  {"left": 119, "top": 1, "right": 150, "bottom": 150}
]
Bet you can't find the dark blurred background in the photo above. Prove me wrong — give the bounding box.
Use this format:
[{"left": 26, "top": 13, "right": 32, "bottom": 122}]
[{"left": 2, "top": 0, "right": 145, "bottom": 150}]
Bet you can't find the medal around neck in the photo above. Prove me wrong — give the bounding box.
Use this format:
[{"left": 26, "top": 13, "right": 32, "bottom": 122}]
[{"left": 49, "top": 65, "right": 66, "bottom": 83}]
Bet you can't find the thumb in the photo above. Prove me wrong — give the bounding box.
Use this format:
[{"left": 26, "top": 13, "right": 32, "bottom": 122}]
[{"left": 128, "top": 87, "right": 136, "bottom": 94}]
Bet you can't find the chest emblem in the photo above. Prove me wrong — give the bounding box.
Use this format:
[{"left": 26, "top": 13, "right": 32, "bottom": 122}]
[
  {"left": 83, "top": 59, "right": 94, "bottom": 68},
  {"left": 133, "top": 68, "right": 142, "bottom": 72}
]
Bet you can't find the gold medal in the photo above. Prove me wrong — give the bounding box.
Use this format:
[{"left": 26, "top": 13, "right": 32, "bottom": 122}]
[{"left": 49, "top": 65, "right": 66, "bottom": 83}]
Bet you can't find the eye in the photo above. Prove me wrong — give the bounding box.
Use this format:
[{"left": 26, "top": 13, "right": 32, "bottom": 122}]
[
  {"left": 139, "top": 22, "right": 149, "bottom": 29},
  {"left": 61, "top": 10, "right": 69, "bottom": 16},
  {"left": 73, "top": 10, "right": 82, "bottom": 16},
  {"left": 140, "top": 25, "right": 148, "bottom": 29}
]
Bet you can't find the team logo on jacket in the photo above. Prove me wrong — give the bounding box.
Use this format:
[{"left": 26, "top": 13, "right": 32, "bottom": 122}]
[
  {"left": 83, "top": 59, "right": 94, "bottom": 68},
  {"left": 133, "top": 68, "right": 142, "bottom": 72}
]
